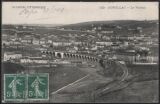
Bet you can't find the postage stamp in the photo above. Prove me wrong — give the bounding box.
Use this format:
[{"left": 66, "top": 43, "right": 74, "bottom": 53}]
[
  {"left": 27, "top": 74, "right": 49, "bottom": 100},
  {"left": 4, "top": 74, "right": 27, "bottom": 101},
  {"left": 4, "top": 74, "right": 49, "bottom": 101}
]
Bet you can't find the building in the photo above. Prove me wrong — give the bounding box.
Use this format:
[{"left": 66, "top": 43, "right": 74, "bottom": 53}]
[
  {"left": 3, "top": 52, "right": 22, "bottom": 61},
  {"left": 2, "top": 40, "right": 10, "bottom": 46},
  {"left": 101, "top": 31, "right": 113, "bottom": 34},
  {"left": 32, "top": 39, "right": 40, "bottom": 45},
  {"left": 20, "top": 57, "right": 48, "bottom": 64},
  {"left": 39, "top": 38, "right": 46, "bottom": 45},
  {"left": 96, "top": 42, "right": 112, "bottom": 46},
  {"left": 20, "top": 58, "right": 48, "bottom": 64},
  {"left": 21, "top": 36, "right": 32, "bottom": 44},
  {"left": 52, "top": 42, "right": 72, "bottom": 46},
  {"left": 47, "top": 40, "right": 53, "bottom": 44}
]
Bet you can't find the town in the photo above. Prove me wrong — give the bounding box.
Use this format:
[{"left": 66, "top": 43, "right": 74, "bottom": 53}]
[{"left": 2, "top": 20, "right": 158, "bottom": 65}]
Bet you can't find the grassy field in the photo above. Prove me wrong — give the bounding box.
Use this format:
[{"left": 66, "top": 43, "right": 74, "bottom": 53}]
[
  {"left": 24, "top": 64, "right": 87, "bottom": 93},
  {"left": 2, "top": 62, "right": 86, "bottom": 102},
  {"left": 2, "top": 62, "right": 159, "bottom": 103},
  {"left": 95, "top": 80, "right": 159, "bottom": 103},
  {"left": 127, "top": 64, "right": 159, "bottom": 81}
]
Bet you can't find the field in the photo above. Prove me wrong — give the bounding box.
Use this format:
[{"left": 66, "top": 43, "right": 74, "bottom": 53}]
[
  {"left": 95, "top": 80, "right": 158, "bottom": 103},
  {"left": 2, "top": 62, "right": 159, "bottom": 103}
]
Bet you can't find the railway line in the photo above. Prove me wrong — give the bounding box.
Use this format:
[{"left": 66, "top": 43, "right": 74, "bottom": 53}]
[{"left": 42, "top": 50, "right": 130, "bottom": 97}]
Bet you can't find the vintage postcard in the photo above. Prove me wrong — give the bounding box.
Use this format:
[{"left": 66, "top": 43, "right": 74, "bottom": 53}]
[{"left": 1, "top": 2, "right": 159, "bottom": 103}]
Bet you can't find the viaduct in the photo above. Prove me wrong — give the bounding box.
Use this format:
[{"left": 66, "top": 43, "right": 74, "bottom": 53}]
[{"left": 41, "top": 51, "right": 100, "bottom": 63}]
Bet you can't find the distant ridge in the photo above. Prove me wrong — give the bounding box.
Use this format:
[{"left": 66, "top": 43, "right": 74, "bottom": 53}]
[
  {"left": 3, "top": 20, "right": 158, "bottom": 27},
  {"left": 57, "top": 20, "right": 158, "bottom": 27},
  {"left": 2, "top": 24, "right": 64, "bottom": 28}
]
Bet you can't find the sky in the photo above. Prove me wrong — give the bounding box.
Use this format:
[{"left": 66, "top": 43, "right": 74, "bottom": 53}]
[{"left": 2, "top": 2, "right": 159, "bottom": 24}]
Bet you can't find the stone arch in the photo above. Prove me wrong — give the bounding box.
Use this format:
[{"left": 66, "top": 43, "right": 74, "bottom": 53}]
[
  {"left": 46, "top": 51, "right": 49, "bottom": 54},
  {"left": 67, "top": 53, "right": 70, "bottom": 58},
  {"left": 42, "top": 51, "right": 45, "bottom": 54},
  {"left": 49, "top": 51, "right": 52, "bottom": 55},
  {"left": 72, "top": 54, "right": 75, "bottom": 58},
  {"left": 70, "top": 54, "right": 73, "bottom": 58},
  {"left": 60, "top": 53, "right": 64, "bottom": 58},
  {"left": 66, "top": 53, "right": 70, "bottom": 57},
  {"left": 75, "top": 54, "right": 79, "bottom": 59},
  {"left": 52, "top": 52, "right": 55, "bottom": 56},
  {"left": 78, "top": 55, "right": 81, "bottom": 59},
  {"left": 86, "top": 56, "right": 88, "bottom": 60},
  {"left": 72, "top": 54, "right": 76, "bottom": 58},
  {"left": 92, "top": 57, "right": 95, "bottom": 61},
  {"left": 79, "top": 55, "right": 82, "bottom": 59},
  {"left": 96, "top": 59, "right": 99, "bottom": 62},
  {"left": 75, "top": 54, "right": 77, "bottom": 58},
  {"left": 89, "top": 57, "right": 92, "bottom": 61},
  {"left": 75, "top": 54, "right": 78, "bottom": 59},
  {"left": 90, "top": 57, "right": 93, "bottom": 61},
  {"left": 57, "top": 53, "right": 61, "bottom": 58},
  {"left": 82, "top": 55, "right": 85, "bottom": 59},
  {"left": 64, "top": 53, "right": 67, "bottom": 57},
  {"left": 85, "top": 56, "right": 87, "bottom": 60}
]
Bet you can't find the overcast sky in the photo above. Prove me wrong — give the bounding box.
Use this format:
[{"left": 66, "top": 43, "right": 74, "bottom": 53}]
[{"left": 2, "top": 2, "right": 159, "bottom": 24}]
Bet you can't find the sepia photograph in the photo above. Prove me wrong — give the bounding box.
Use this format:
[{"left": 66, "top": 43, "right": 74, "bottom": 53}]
[{"left": 1, "top": 2, "right": 159, "bottom": 103}]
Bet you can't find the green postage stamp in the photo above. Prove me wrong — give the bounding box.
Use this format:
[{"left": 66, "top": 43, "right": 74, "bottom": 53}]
[
  {"left": 4, "top": 74, "right": 49, "bottom": 101},
  {"left": 27, "top": 74, "right": 49, "bottom": 100},
  {"left": 4, "top": 74, "right": 26, "bottom": 100}
]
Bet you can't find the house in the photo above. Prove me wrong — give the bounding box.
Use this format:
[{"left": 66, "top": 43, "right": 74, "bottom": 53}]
[
  {"left": 20, "top": 58, "right": 32, "bottom": 63},
  {"left": 72, "top": 42, "right": 82, "bottom": 45},
  {"left": 32, "top": 39, "right": 40, "bottom": 45},
  {"left": 116, "top": 26, "right": 122, "bottom": 29},
  {"left": 47, "top": 40, "right": 53, "bottom": 44},
  {"left": 3, "top": 52, "right": 22, "bottom": 61},
  {"left": 52, "top": 42, "right": 72, "bottom": 46},
  {"left": 96, "top": 42, "right": 112, "bottom": 46},
  {"left": 20, "top": 58, "right": 48, "bottom": 64},
  {"left": 128, "top": 28, "right": 135, "bottom": 31},
  {"left": 102, "top": 36, "right": 110, "bottom": 40},
  {"left": 39, "top": 38, "right": 46, "bottom": 45},
  {"left": 21, "top": 39, "right": 28, "bottom": 43},
  {"left": 12, "top": 41, "right": 21, "bottom": 45},
  {"left": 98, "top": 26, "right": 102, "bottom": 30},
  {"left": 62, "top": 42, "right": 72, "bottom": 46},
  {"left": 68, "top": 48, "right": 77, "bottom": 53},
  {"left": 21, "top": 37, "right": 31, "bottom": 44},
  {"left": 2, "top": 40, "right": 10, "bottom": 46},
  {"left": 128, "top": 36, "right": 134, "bottom": 40},
  {"left": 124, "top": 42, "right": 129, "bottom": 46},
  {"left": 2, "top": 34, "right": 8, "bottom": 40},
  {"left": 91, "top": 46, "right": 97, "bottom": 50},
  {"left": 101, "top": 31, "right": 113, "bottom": 34},
  {"left": 137, "top": 27, "right": 143, "bottom": 33},
  {"left": 20, "top": 57, "right": 48, "bottom": 64},
  {"left": 52, "top": 42, "right": 62, "bottom": 46}
]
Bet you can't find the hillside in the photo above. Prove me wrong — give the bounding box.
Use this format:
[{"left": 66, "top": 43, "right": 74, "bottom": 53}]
[
  {"left": 58, "top": 20, "right": 158, "bottom": 36},
  {"left": 2, "top": 62, "right": 25, "bottom": 74},
  {"left": 59, "top": 20, "right": 158, "bottom": 29}
]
